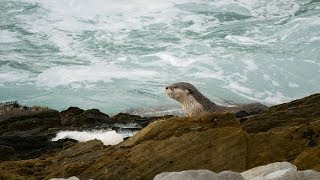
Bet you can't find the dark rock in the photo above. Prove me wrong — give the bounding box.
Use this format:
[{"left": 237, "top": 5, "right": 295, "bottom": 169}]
[
  {"left": 112, "top": 113, "right": 141, "bottom": 121},
  {"left": 61, "top": 108, "right": 109, "bottom": 127},
  {"left": 235, "top": 110, "right": 249, "bottom": 118},
  {"left": 0, "top": 101, "right": 30, "bottom": 115},
  {"left": 60, "top": 107, "right": 84, "bottom": 118},
  {"left": 0, "top": 135, "right": 72, "bottom": 160},
  {"left": 0, "top": 108, "right": 61, "bottom": 135},
  {"left": 0, "top": 145, "right": 19, "bottom": 161}
]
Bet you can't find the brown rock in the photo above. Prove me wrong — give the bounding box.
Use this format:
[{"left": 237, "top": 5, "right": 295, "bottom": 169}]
[
  {"left": 293, "top": 146, "right": 320, "bottom": 171},
  {"left": 243, "top": 93, "right": 320, "bottom": 133},
  {"left": 121, "top": 113, "right": 241, "bottom": 147}
]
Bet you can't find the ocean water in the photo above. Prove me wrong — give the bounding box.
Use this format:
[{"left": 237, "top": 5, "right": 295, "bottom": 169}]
[{"left": 0, "top": 0, "right": 319, "bottom": 115}]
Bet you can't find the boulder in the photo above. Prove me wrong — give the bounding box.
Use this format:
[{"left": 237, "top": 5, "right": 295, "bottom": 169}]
[
  {"left": 241, "top": 162, "right": 297, "bottom": 179},
  {"left": 154, "top": 170, "right": 217, "bottom": 180},
  {"left": 153, "top": 162, "right": 320, "bottom": 180},
  {"left": 298, "top": 170, "right": 320, "bottom": 180}
]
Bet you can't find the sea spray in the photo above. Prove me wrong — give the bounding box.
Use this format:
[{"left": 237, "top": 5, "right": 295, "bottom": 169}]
[{"left": 51, "top": 130, "right": 124, "bottom": 145}]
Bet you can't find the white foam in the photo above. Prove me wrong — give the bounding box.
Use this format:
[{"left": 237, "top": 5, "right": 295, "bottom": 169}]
[
  {"left": 0, "top": 30, "right": 20, "bottom": 43},
  {"left": 190, "top": 71, "right": 225, "bottom": 80},
  {"left": 243, "top": 59, "right": 258, "bottom": 71},
  {"left": 228, "top": 81, "right": 253, "bottom": 94},
  {"left": 263, "top": 74, "right": 280, "bottom": 87},
  {"left": 0, "top": 70, "right": 31, "bottom": 84},
  {"left": 51, "top": 130, "right": 123, "bottom": 146},
  {"left": 289, "top": 82, "right": 299, "bottom": 88},
  {"left": 36, "top": 63, "right": 157, "bottom": 88},
  {"left": 156, "top": 53, "right": 198, "bottom": 68},
  {"left": 261, "top": 91, "right": 291, "bottom": 105},
  {"left": 225, "top": 35, "right": 268, "bottom": 46}
]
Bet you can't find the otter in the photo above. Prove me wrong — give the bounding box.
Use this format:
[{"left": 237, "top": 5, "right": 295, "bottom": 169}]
[{"left": 165, "top": 82, "right": 268, "bottom": 117}]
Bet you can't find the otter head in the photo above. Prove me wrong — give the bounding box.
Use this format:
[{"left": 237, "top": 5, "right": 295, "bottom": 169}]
[{"left": 165, "top": 82, "right": 197, "bottom": 103}]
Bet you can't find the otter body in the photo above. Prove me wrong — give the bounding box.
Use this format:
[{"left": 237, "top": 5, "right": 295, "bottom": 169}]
[{"left": 166, "top": 82, "right": 268, "bottom": 117}]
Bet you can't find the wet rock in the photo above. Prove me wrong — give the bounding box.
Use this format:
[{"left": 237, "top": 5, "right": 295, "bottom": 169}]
[
  {"left": 61, "top": 108, "right": 109, "bottom": 127},
  {"left": 0, "top": 135, "right": 75, "bottom": 160},
  {"left": 112, "top": 113, "right": 141, "bottom": 121},
  {"left": 0, "top": 108, "right": 60, "bottom": 136},
  {"left": 0, "top": 101, "right": 30, "bottom": 115},
  {"left": 0, "top": 145, "right": 18, "bottom": 161}
]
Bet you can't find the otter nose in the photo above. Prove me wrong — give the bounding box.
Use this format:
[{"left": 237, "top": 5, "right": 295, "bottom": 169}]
[{"left": 165, "top": 86, "right": 169, "bottom": 90}]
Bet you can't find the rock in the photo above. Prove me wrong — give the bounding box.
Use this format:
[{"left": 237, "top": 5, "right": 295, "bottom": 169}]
[
  {"left": 297, "top": 170, "right": 320, "bottom": 180},
  {"left": 50, "top": 176, "right": 80, "bottom": 180},
  {"left": 110, "top": 113, "right": 169, "bottom": 128},
  {"left": 154, "top": 170, "right": 217, "bottom": 180},
  {"left": 0, "top": 135, "right": 74, "bottom": 160},
  {"left": 0, "top": 145, "right": 18, "bottom": 161},
  {"left": 243, "top": 93, "right": 320, "bottom": 133},
  {"left": 13, "top": 116, "right": 243, "bottom": 178},
  {"left": 0, "top": 116, "right": 247, "bottom": 179},
  {"left": 121, "top": 113, "right": 241, "bottom": 147},
  {"left": 0, "top": 108, "right": 60, "bottom": 136},
  {"left": 242, "top": 162, "right": 297, "bottom": 179},
  {"left": 153, "top": 162, "right": 320, "bottom": 180},
  {"left": 60, "top": 108, "right": 109, "bottom": 127},
  {"left": 0, "top": 101, "right": 30, "bottom": 115},
  {"left": 112, "top": 113, "right": 141, "bottom": 121},
  {"left": 155, "top": 170, "right": 245, "bottom": 180},
  {"left": 292, "top": 146, "right": 320, "bottom": 171},
  {"left": 0, "top": 102, "right": 164, "bottom": 162},
  {"left": 235, "top": 110, "right": 249, "bottom": 118},
  {"left": 217, "top": 171, "right": 244, "bottom": 180},
  {"left": 264, "top": 168, "right": 300, "bottom": 180},
  {"left": 247, "top": 120, "right": 320, "bottom": 170}
]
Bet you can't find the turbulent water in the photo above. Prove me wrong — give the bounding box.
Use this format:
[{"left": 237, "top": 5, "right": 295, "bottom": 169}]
[{"left": 0, "top": 0, "right": 319, "bottom": 115}]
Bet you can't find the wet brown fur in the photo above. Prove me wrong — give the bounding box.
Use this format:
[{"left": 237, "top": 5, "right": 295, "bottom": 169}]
[{"left": 166, "top": 82, "right": 268, "bottom": 117}]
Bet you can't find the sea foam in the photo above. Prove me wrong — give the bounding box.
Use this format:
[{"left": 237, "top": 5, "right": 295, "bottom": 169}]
[
  {"left": 51, "top": 130, "right": 124, "bottom": 146},
  {"left": 36, "top": 63, "right": 157, "bottom": 88}
]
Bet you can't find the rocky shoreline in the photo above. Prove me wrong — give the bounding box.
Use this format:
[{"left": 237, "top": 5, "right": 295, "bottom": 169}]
[
  {"left": 0, "top": 93, "right": 320, "bottom": 179},
  {"left": 0, "top": 102, "right": 171, "bottom": 162}
]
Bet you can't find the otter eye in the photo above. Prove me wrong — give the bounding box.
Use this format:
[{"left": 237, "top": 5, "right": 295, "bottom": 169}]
[
  {"left": 172, "top": 86, "right": 177, "bottom": 89},
  {"left": 188, "top": 88, "right": 193, "bottom": 94}
]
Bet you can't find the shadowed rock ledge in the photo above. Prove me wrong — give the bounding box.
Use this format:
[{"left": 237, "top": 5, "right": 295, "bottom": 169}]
[{"left": 0, "top": 93, "right": 320, "bottom": 179}]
